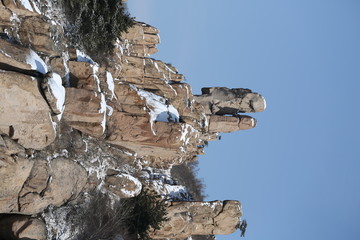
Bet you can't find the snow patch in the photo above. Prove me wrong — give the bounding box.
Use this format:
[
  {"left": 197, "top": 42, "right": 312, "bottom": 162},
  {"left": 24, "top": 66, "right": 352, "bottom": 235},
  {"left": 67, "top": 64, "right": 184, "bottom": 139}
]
[
  {"left": 133, "top": 86, "right": 179, "bottom": 135},
  {"left": 19, "top": 0, "right": 35, "bottom": 12},
  {"left": 26, "top": 50, "right": 48, "bottom": 74},
  {"left": 48, "top": 73, "right": 65, "bottom": 116},
  {"left": 76, "top": 49, "right": 95, "bottom": 64},
  {"left": 106, "top": 71, "right": 115, "bottom": 99},
  {"left": 99, "top": 93, "right": 106, "bottom": 133}
]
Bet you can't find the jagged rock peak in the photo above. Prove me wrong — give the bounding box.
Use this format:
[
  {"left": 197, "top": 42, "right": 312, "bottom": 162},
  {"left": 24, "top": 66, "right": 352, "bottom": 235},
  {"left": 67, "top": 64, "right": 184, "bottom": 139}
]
[
  {"left": 0, "top": 0, "right": 265, "bottom": 239},
  {"left": 149, "top": 200, "right": 242, "bottom": 239}
]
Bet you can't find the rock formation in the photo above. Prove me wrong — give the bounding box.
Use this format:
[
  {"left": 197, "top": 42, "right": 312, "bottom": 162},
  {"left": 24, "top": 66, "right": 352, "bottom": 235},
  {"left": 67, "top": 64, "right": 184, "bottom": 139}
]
[
  {"left": 149, "top": 200, "right": 242, "bottom": 239},
  {"left": 0, "top": 1, "right": 265, "bottom": 239}
]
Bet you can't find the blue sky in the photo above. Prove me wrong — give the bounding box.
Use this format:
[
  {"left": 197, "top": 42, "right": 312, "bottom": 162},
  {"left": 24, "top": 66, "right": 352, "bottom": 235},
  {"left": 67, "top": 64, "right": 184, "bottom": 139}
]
[{"left": 127, "top": 1, "right": 360, "bottom": 239}]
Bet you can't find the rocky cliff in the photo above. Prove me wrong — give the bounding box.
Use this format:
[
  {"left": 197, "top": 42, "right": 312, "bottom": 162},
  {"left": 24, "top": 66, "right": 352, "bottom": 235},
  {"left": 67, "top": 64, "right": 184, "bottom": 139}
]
[{"left": 0, "top": 1, "right": 265, "bottom": 239}]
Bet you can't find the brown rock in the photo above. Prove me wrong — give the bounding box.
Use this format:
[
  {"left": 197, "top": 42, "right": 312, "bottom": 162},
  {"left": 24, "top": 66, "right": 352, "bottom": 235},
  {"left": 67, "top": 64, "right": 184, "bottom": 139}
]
[
  {"left": 107, "top": 112, "right": 184, "bottom": 158},
  {"left": 12, "top": 217, "right": 46, "bottom": 240},
  {"left": 105, "top": 173, "right": 142, "bottom": 198},
  {"left": 0, "top": 154, "right": 33, "bottom": 213},
  {"left": 149, "top": 200, "right": 242, "bottom": 239},
  {"left": 19, "top": 16, "right": 63, "bottom": 56},
  {"left": 62, "top": 88, "right": 106, "bottom": 137},
  {"left": 121, "top": 22, "right": 160, "bottom": 46},
  {"left": 19, "top": 158, "right": 87, "bottom": 214},
  {"left": 0, "top": 215, "right": 46, "bottom": 240},
  {"left": 0, "top": 38, "right": 37, "bottom": 71},
  {"left": 0, "top": 71, "right": 56, "bottom": 149},
  {"left": 194, "top": 87, "right": 266, "bottom": 114},
  {"left": 0, "top": 135, "right": 26, "bottom": 157},
  {"left": 2, "top": 0, "right": 40, "bottom": 17},
  {"left": 208, "top": 115, "right": 256, "bottom": 133}
]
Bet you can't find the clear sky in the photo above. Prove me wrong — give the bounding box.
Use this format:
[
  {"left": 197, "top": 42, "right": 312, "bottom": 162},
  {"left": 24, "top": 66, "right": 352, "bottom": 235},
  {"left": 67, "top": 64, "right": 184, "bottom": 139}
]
[{"left": 127, "top": 1, "right": 360, "bottom": 240}]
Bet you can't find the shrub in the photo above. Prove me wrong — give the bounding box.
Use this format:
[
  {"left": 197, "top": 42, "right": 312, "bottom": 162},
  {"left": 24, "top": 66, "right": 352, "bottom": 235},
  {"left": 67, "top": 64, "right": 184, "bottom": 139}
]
[
  {"left": 62, "top": 0, "right": 134, "bottom": 60},
  {"left": 123, "top": 188, "right": 169, "bottom": 240},
  {"left": 73, "top": 189, "right": 168, "bottom": 240},
  {"left": 171, "top": 160, "right": 207, "bottom": 201}
]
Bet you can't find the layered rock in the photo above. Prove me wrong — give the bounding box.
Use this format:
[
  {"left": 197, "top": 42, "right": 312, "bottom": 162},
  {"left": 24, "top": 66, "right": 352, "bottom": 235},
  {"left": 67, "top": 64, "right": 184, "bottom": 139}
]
[
  {"left": 149, "top": 200, "right": 242, "bottom": 239},
  {"left": 0, "top": 71, "right": 56, "bottom": 149},
  {"left": 0, "top": 1, "right": 265, "bottom": 239},
  {"left": 194, "top": 87, "right": 266, "bottom": 114},
  {"left": 0, "top": 215, "right": 46, "bottom": 240}
]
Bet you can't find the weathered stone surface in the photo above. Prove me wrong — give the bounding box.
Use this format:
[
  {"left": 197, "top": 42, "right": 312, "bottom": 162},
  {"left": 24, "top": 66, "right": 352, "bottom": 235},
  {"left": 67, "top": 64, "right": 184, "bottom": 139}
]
[
  {"left": 62, "top": 88, "right": 106, "bottom": 137},
  {"left": 194, "top": 87, "right": 266, "bottom": 114},
  {"left": 49, "top": 57, "right": 67, "bottom": 78},
  {"left": 208, "top": 115, "right": 256, "bottom": 133},
  {"left": 2, "top": 0, "right": 40, "bottom": 17},
  {"left": 105, "top": 173, "right": 142, "bottom": 198},
  {"left": 149, "top": 200, "right": 242, "bottom": 239},
  {"left": 19, "top": 158, "right": 87, "bottom": 214},
  {"left": 0, "top": 215, "right": 46, "bottom": 240},
  {"left": 19, "top": 16, "right": 63, "bottom": 56},
  {"left": 0, "top": 135, "right": 26, "bottom": 157},
  {"left": 41, "top": 72, "right": 66, "bottom": 115},
  {"left": 0, "top": 154, "right": 33, "bottom": 213},
  {"left": 0, "top": 38, "right": 36, "bottom": 71},
  {"left": 121, "top": 22, "right": 160, "bottom": 45},
  {"left": 12, "top": 217, "right": 47, "bottom": 240},
  {"left": 0, "top": 71, "right": 56, "bottom": 149},
  {"left": 0, "top": 4, "right": 12, "bottom": 27},
  {"left": 107, "top": 112, "right": 184, "bottom": 157}
]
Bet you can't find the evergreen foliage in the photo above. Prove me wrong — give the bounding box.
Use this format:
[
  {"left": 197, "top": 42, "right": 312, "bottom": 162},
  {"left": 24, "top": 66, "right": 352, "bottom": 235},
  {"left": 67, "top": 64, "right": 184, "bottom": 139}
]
[
  {"left": 62, "top": 0, "right": 134, "bottom": 59},
  {"left": 75, "top": 189, "right": 168, "bottom": 240},
  {"left": 123, "top": 188, "right": 169, "bottom": 240}
]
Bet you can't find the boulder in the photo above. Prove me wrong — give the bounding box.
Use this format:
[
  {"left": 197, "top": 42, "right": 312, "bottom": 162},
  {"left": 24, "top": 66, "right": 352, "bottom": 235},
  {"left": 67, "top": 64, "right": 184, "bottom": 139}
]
[
  {"left": 0, "top": 38, "right": 38, "bottom": 71},
  {"left": 41, "top": 72, "right": 66, "bottom": 115},
  {"left": 105, "top": 173, "right": 142, "bottom": 198},
  {"left": 0, "top": 154, "right": 33, "bottom": 213},
  {"left": 2, "top": 0, "right": 40, "bottom": 17},
  {"left": 107, "top": 112, "right": 187, "bottom": 158},
  {"left": 62, "top": 88, "right": 106, "bottom": 137},
  {"left": 12, "top": 217, "right": 47, "bottom": 240},
  {"left": 19, "top": 16, "right": 63, "bottom": 56},
  {"left": 0, "top": 71, "right": 56, "bottom": 149},
  {"left": 149, "top": 200, "right": 242, "bottom": 239},
  {"left": 19, "top": 158, "right": 88, "bottom": 214},
  {"left": 194, "top": 87, "right": 266, "bottom": 114},
  {"left": 208, "top": 115, "right": 256, "bottom": 133},
  {"left": 0, "top": 215, "right": 46, "bottom": 240}
]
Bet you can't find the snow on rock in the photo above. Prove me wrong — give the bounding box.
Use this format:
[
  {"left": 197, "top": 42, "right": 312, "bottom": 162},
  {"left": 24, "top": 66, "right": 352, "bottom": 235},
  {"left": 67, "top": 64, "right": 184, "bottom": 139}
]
[
  {"left": 106, "top": 71, "right": 115, "bottom": 99},
  {"left": 19, "top": 0, "right": 40, "bottom": 13},
  {"left": 47, "top": 73, "right": 65, "bottom": 116},
  {"left": 105, "top": 173, "right": 142, "bottom": 198},
  {"left": 76, "top": 49, "right": 95, "bottom": 64},
  {"left": 99, "top": 93, "right": 107, "bottom": 133},
  {"left": 26, "top": 50, "right": 48, "bottom": 74},
  {"left": 133, "top": 86, "right": 180, "bottom": 134}
]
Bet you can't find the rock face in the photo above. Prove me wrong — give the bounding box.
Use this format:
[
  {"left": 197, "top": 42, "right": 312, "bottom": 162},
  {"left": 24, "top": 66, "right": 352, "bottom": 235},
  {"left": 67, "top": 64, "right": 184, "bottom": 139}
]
[
  {"left": 149, "top": 200, "right": 242, "bottom": 239},
  {"left": 0, "top": 1, "right": 265, "bottom": 239},
  {"left": 194, "top": 87, "right": 266, "bottom": 114},
  {"left": 0, "top": 215, "right": 46, "bottom": 240},
  {"left": 105, "top": 173, "right": 142, "bottom": 198},
  {"left": 0, "top": 71, "right": 56, "bottom": 149},
  {"left": 18, "top": 158, "right": 88, "bottom": 214}
]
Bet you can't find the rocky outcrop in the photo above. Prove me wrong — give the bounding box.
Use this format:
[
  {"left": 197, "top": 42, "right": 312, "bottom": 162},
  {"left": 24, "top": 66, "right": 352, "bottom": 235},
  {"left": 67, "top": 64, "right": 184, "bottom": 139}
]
[
  {"left": 0, "top": 136, "right": 87, "bottom": 214},
  {"left": 0, "top": 71, "right": 56, "bottom": 149},
  {"left": 0, "top": 215, "right": 46, "bottom": 240},
  {"left": 121, "top": 22, "right": 160, "bottom": 57},
  {"left": 105, "top": 172, "right": 142, "bottom": 198},
  {"left": 194, "top": 87, "right": 266, "bottom": 114},
  {"left": 149, "top": 200, "right": 242, "bottom": 239},
  {"left": 18, "top": 158, "right": 87, "bottom": 214},
  {"left": 0, "top": 1, "right": 265, "bottom": 239}
]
